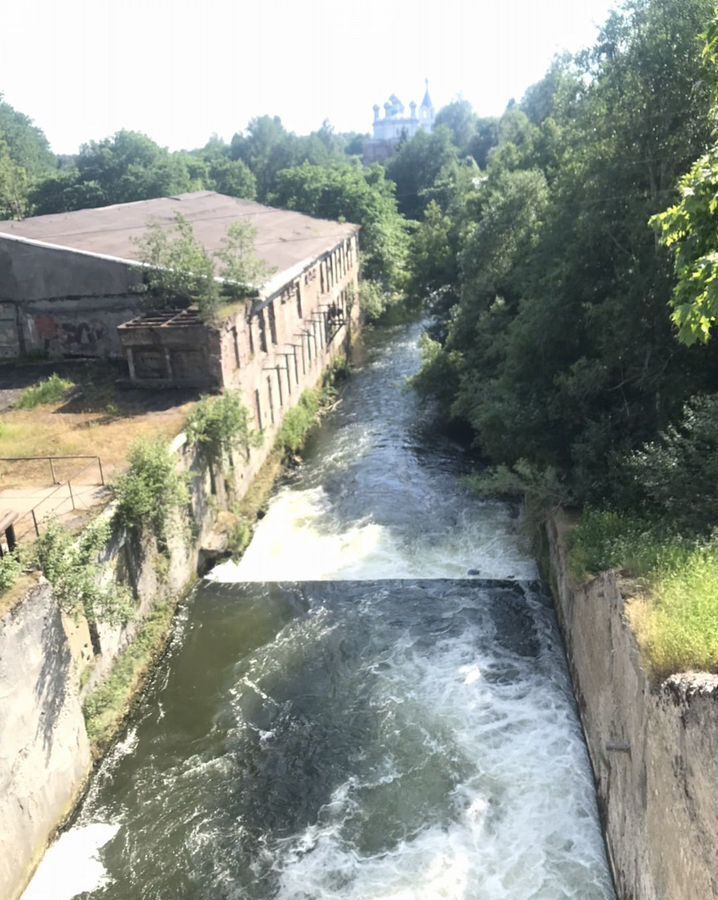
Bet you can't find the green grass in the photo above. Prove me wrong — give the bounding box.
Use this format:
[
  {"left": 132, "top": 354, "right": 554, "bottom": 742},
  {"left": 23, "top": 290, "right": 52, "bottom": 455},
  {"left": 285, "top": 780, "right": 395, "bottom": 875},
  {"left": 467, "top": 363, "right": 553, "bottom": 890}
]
[
  {"left": 570, "top": 509, "right": 718, "bottom": 678},
  {"left": 83, "top": 596, "right": 179, "bottom": 756},
  {"left": 16, "top": 373, "right": 75, "bottom": 408}
]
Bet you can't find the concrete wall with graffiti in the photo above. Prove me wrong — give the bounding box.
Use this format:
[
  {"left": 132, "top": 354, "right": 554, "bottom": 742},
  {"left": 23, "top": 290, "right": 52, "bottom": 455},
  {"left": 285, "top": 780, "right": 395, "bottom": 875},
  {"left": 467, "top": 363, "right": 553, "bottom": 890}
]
[{"left": 0, "top": 236, "right": 145, "bottom": 358}]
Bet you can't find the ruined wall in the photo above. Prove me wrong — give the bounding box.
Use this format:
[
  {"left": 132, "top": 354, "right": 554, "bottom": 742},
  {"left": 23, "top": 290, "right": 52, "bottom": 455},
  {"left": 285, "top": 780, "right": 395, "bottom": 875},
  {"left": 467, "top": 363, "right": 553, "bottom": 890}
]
[
  {"left": 220, "top": 233, "right": 360, "bottom": 432},
  {"left": 546, "top": 512, "right": 718, "bottom": 900},
  {"left": 0, "top": 236, "right": 144, "bottom": 358},
  {"left": 0, "top": 579, "right": 92, "bottom": 900}
]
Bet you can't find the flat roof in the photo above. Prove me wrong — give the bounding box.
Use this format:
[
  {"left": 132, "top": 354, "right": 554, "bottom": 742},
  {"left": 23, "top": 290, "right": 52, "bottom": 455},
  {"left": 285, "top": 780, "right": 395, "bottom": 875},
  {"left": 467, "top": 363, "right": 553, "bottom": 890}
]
[{"left": 0, "top": 192, "right": 359, "bottom": 281}]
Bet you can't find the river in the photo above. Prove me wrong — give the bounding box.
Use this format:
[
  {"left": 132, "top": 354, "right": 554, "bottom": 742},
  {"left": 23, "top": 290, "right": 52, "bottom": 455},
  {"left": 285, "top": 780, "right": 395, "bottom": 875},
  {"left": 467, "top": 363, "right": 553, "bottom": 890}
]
[{"left": 24, "top": 322, "right": 615, "bottom": 900}]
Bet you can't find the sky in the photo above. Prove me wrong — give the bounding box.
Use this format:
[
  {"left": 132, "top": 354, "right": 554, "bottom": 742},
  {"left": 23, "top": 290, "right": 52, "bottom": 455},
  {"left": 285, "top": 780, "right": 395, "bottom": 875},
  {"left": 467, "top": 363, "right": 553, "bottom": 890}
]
[{"left": 1, "top": 0, "right": 618, "bottom": 155}]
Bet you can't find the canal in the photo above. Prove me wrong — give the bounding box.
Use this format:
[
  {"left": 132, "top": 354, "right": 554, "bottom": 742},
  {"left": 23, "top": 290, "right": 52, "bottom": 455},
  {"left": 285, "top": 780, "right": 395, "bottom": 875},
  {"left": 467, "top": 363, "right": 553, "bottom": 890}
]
[{"left": 25, "top": 323, "right": 615, "bottom": 900}]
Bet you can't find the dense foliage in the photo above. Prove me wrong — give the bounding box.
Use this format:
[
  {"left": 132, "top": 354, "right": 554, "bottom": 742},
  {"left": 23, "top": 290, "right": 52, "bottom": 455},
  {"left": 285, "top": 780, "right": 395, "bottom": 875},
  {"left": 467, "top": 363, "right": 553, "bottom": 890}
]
[
  {"left": 270, "top": 162, "right": 409, "bottom": 293},
  {"left": 16, "top": 373, "right": 74, "bottom": 409},
  {"left": 410, "top": 0, "right": 718, "bottom": 516}
]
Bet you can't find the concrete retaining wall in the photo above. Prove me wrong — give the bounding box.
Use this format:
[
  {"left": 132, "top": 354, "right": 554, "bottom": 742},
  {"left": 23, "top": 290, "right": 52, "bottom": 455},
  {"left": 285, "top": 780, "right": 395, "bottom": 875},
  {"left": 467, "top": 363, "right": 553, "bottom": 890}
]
[
  {"left": 0, "top": 580, "right": 92, "bottom": 900},
  {"left": 546, "top": 512, "right": 718, "bottom": 900}
]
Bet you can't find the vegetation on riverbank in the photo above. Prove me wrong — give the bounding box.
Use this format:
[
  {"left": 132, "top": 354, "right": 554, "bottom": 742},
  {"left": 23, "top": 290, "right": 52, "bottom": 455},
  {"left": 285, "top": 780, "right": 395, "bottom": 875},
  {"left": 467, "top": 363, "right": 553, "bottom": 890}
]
[
  {"left": 83, "top": 594, "right": 180, "bottom": 757},
  {"left": 570, "top": 510, "right": 718, "bottom": 677},
  {"left": 2, "top": 0, "right": 714, "bottom": 675}
]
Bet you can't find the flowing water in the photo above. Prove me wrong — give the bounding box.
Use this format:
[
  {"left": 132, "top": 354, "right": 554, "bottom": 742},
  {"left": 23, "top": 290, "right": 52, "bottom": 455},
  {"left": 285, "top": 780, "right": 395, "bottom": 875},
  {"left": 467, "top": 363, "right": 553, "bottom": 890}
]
[{"left": 24, "top": 323, "right": 615, "bottom": 900}]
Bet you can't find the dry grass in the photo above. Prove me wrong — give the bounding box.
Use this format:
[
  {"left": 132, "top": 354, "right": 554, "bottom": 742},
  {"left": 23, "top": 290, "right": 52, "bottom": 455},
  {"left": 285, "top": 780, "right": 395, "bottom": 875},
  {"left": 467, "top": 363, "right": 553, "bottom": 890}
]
[{"left": 0, "top": 400, "right": 194, "bottom": 486}]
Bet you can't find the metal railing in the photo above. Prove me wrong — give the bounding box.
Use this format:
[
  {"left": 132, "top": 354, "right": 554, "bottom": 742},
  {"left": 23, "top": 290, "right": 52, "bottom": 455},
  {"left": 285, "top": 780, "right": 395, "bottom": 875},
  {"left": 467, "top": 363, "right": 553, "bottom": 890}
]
[
  {"left": 3, "top": 457, "right": 108, "bottom": 543},
  {"left": 0, "top": 455, "right": 104, "bottom": 486}
]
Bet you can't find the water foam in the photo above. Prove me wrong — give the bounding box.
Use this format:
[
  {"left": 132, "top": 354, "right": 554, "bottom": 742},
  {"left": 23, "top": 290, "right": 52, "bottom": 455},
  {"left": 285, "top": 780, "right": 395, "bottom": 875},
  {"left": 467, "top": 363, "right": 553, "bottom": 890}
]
[
  {"left": 268, "top": 593, "right": 613, "bottom": 900},
  {"left": 22, "top": 823, "right": 120, "bottom": 900},
  {"left": 210, "top": 485, "right": 536, "bottom": 583}
]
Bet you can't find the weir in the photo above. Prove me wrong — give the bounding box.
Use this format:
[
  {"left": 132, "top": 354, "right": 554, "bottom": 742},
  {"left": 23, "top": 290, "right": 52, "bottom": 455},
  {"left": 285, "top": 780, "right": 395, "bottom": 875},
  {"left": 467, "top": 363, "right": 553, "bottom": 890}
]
[{"left": 23, "top": 323, "right": 616, "bottom": 899}]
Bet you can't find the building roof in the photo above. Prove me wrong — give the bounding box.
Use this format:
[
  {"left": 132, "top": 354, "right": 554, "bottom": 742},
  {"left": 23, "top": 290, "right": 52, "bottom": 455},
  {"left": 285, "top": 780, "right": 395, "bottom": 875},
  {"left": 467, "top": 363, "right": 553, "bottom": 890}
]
[{"left": 0, "top": 192, "right": 359, "bottom": 286}]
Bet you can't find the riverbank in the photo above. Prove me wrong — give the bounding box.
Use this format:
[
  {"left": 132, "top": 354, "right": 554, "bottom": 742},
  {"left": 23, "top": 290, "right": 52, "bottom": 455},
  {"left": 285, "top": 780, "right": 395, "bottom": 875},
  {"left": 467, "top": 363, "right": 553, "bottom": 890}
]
[{"left": 545, "top": 510, "right": 718, "bottom": 900}]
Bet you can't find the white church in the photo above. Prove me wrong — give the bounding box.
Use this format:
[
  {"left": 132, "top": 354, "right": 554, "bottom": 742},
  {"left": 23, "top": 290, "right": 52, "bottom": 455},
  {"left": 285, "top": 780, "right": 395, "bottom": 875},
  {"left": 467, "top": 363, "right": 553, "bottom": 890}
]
[{"left": 363, "top": 81, "right": 435, "bottom": 164}]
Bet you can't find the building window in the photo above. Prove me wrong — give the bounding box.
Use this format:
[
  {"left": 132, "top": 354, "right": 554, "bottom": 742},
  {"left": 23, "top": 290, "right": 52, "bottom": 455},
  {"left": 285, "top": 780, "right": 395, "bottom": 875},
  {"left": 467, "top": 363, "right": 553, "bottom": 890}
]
[
  {"left": 267, "top": 376, "right": 275, "bottom": 425},
  {"left": 268, "top": 301, "right": 278, "bottom": 345},
  {"left": 254, "top": 388, "right": 263, "bottom": 431},
  {"left": 296, "top": 282, "right": 302, "bottom": 318},
  {"left": 248, "top": 317, "right": 255, "bottom": 356},
  {"left": 231, "top": 326, "right": 240, "bottom": 368},
  {"left": 258, "top": 310, "right": 268, "bottom": 353}
]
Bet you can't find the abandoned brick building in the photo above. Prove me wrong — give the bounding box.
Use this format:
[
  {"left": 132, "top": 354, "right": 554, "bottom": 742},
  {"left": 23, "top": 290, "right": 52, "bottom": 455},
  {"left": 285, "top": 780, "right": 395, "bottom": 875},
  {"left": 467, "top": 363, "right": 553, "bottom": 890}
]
[{"left": 0, "top": 191, "right": 360, "bottom": 431}]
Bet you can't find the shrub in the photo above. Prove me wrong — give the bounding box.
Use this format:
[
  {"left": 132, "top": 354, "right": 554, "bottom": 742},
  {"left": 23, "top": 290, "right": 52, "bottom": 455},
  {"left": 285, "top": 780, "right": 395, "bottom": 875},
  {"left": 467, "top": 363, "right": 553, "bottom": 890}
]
[
  {"left": 34, "top": 520, "right": 133, "bottom": 625},
  {"left": 0, "top": 550, "right": 23, "bottom": 594},
  {"left": 360, "top": 280, "right": 391, "bottom": 321},
  {"left": 16, "top": 373, "right": 74, "bottom": 408},
  {"left": 622, "top": 394, "right": 718, "bottom": 535},
  {"left": 227, "top": 516, "right": 253, "bottom": 558},
  {"left": 410, "top": 333, "right": 461, "bottom": 415},
  {"left": 134, "top": 213, "right": 269, "bottom": 323},
  {"left": 113, "top": 439, "right": 189, "bottom": 547},
  {"left": 185, "top": 391, "right": 261, "bottom": 463},
  {"left": 464, "top": 459, "right": 571, "bottom": 534}
]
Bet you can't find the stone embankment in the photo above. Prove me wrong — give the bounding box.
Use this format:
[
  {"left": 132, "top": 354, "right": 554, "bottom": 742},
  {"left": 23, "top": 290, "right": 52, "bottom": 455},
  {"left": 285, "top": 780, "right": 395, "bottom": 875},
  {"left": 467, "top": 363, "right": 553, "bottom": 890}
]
[{"left": 546, "top": 512, "right": 718, "bottom": 900}]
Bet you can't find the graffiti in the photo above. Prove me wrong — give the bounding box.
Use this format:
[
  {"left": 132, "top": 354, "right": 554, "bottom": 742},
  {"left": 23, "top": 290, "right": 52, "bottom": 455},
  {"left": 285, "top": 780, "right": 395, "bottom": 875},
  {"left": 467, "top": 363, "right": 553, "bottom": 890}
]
[{"left": 34, "top": 315, "right": 58, "bottom": 340}]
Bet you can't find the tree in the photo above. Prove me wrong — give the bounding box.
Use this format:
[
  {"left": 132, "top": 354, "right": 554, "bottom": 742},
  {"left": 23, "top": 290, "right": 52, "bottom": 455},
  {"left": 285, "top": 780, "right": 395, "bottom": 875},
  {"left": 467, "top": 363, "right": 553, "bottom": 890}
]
[
  {"left": 0, "top": 138, "right": 30, "bottom": 219},
  {"left": 0, "top": 96, "right": 55, "bottom": 177},
  {"left": 650, "top": 14, "right": 718, "bottom": 344},
  {"left": 413, "top": 0, "right": 718, "bottom": 502},
  {"left": 434, "top": 99, "right": 477, "bottom": 153},
  {"left": 385, "top": 127, "right": 458, "bottom": 220},
  {"left": 207, "top": 157, "right": 256, "bottom": 199},
  {"left": 31, "top": 130, "right": 201, "bottom": 213},
  {"left": 270, "top": 163, "right": 410, "bottom": 291},
  {"left": 134, "top": 213, "right": 269, "bottom": 322},
  {"left": 651, "top": 147, "right": 718, "bottom": 344}
]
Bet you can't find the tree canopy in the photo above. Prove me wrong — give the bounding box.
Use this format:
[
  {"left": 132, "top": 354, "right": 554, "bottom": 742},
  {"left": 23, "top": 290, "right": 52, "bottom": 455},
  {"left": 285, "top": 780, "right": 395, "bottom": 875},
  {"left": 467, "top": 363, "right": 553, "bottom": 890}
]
[
  {"left": 409, "top": 0, "right": 718, "bottom": 505},
  {"left": 270, "top": 162, "right": 409, "bottom": 291}
]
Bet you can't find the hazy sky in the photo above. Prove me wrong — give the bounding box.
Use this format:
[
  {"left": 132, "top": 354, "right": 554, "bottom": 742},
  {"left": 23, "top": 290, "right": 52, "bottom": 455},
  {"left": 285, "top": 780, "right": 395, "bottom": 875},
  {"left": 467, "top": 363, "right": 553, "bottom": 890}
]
[{"left": 1, "top": 0, "right": 618, "bottom": 154}]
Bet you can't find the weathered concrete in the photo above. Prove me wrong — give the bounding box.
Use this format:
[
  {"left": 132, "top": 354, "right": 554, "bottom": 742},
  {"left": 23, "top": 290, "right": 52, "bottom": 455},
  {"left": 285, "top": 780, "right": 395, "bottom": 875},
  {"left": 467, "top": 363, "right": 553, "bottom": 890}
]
[
  {"left": 546, "top": 512, "right": 718, "bottom": 900},
  {"left": 0, "top": 579, "right": 92, "bottom": 900},
  {"left": 0, "top": 234, "right": 144, "bottom": 357}
]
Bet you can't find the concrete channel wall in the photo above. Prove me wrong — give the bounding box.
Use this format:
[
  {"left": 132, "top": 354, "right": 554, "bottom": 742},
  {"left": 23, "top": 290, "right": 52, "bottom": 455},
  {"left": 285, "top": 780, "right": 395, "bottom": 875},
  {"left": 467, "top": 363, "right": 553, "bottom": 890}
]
[
  {"left": 546, "top": 512, "right": 718, "bottom": 900},
  {"left": 0, "top": 303, "right": 359, "bottom": 900}
]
